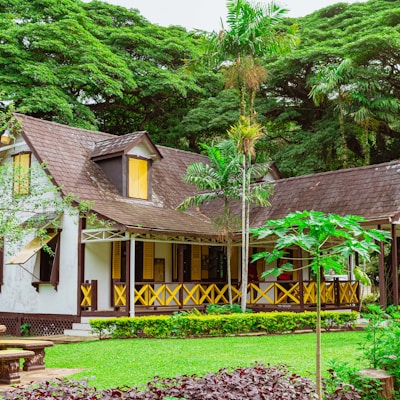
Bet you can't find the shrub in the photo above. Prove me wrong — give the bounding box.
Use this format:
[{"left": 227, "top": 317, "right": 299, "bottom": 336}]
[
  {"left": 205, "top": 303, "right": 251, "bottom": 314},
  {"left": 90, "top": 310, "right": 358, "bottom": 339},
  {"left": 360, "top": 304, "right": 400, "bottom": 391}
]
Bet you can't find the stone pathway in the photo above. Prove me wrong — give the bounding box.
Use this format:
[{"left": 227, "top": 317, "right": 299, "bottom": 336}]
[{"left": 0, "top": 334, "right": 97, "bottom": 395}]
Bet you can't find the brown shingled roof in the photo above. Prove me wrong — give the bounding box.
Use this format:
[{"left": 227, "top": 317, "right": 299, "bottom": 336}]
[
  {"left": 251, "top": 162, "right": 400, "bottom": 228},
  {"left": 15, "top": 114, "right": 216, "bottom": 237},
  {"left": 14, "top": 114, "right": 400, "bottom": 239}
]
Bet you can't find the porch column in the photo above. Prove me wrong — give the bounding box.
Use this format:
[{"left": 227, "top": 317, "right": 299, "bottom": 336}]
[
  {"left": 178, "top": 244, "right": 185, "bottom": 306},
  {"left": 391, "top": 224, "right": 399, "bottom": 306},
  {"left": 378, "top": 225, "right": 386, "bottom": 308},
  {"left": 77, "top": 217, "right": 86, "bottom": 316},
  {"left": 129, "top": 238, "right": 136, "bottom": 317}
]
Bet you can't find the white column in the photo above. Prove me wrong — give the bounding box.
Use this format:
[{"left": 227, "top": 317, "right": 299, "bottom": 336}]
[{"left": 129, "top": 238, "right": 136, "bottom": 317}]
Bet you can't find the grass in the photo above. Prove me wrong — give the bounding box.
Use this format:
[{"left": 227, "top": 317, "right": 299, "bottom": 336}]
[{"left": 45, "top": 330, "right": 369, "bottom": 390}]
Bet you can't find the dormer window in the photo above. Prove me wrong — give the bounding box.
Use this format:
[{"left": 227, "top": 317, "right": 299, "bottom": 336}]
[
  {"left": 128, "top": 157, "right": 148, "bottom": 199},
  {"left": 91, "top": 132, "right": 162, "bottom": 200}
]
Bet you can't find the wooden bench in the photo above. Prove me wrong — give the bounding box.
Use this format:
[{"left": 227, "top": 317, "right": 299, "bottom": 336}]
[
  {"left": 0, "top": 339, "right": 54, "bottom": 371},
  {"left": 0, "top": 349, "right": 35, "bottom": 384}
]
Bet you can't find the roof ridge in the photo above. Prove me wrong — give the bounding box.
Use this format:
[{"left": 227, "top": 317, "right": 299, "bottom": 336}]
[
  {"left": 15, "top": 113, "right": 113, "bottom": 139},
  {"left": 276, "top": 159, "right": 400, "bottom": 183}
]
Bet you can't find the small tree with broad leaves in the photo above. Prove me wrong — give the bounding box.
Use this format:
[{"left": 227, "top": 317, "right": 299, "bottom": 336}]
[{"left": 251, "top": 210, "right": 390, "bottom": 400}]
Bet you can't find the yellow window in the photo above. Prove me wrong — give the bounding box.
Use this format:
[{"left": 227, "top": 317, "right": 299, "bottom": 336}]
[
  {"left": 128, "top": 158, "right": 148, "bottom": 199},
  {"left": 191, "top": 245, "right": 201, "bottom": 281},
  {"left": 112, "top": 242, "right": 122, "bottom": 280},
  {"left": 143, "top": 242, "right": 154, "bottom": 280},
  {"left": 13, "top": 153, "right": 31, "bottom": 195}
]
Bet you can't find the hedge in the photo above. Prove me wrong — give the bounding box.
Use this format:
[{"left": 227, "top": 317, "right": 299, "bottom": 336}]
[{"left": 89, "top": 311, "right": 358, "bottom": 339}]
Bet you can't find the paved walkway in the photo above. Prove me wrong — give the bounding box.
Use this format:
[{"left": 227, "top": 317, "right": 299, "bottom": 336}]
[{"left": 0, "top": 334, "right": 97, "bottom": 395}]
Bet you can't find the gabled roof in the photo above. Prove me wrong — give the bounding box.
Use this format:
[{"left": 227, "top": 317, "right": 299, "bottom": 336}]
[
  {"left": 12, "top": 114, "right": 400, "bottom": 239},
  {"left": 91, "top": 131, "right": 162, "bottom": 161},
  {"left": 251, "top": 161, "right": 400, "bottom": 228},
  {"left": 15, "top": 114, "right": 215, "bottom": 237}
]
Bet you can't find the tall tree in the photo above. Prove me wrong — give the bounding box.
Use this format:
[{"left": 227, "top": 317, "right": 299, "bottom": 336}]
[
  {"left": 205, "top": 0, "right": 297, "bottom": 311},
  {"left": 207, "top": 0, "right": 298, "bottom": 119},
  {"left": 177, "top": 140, "right": 242, "bottom": 305},
  {"left": 309, "top": 59, "right": 354, "bottom": 168},
  {"left": 251, "top": 210, "right": 390, "bottom": 399},
  {"left": 228, "top": 117, "right": 272, "bottom": 311}
]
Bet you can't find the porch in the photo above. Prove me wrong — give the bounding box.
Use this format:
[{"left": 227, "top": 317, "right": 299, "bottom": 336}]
[{"left": 80, "top": 279, "right": 359, "bottom": 315}]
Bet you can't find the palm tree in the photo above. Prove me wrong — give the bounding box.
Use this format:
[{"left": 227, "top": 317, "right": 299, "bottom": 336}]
[
  {"left": 228, "top": 116, "right": 272, "bottom": 312},
  {"left": 208, "top": 0, "right": 299, "bottom": 119},
  {"left": 177, "top": 140, "right": 242, "bottom": 305},
  {"left": 206, "top": 0, "right": 298, "bottom": 311},
  {"left": 309, "top": 59, "right": 354, "bottom": 168}
]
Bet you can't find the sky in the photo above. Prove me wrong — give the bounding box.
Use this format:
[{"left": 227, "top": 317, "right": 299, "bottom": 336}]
[{"left": 85, "top": 0, "right": 369, "bottom": 31}]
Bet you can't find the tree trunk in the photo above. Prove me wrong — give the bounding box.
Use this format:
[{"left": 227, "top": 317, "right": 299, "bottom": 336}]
[
  {"left": 227, "top": 236, "right": 233, "bottom": 306},
  {"left": 240, "top": 155, "right": 248, "bottom": 312},
  {"left": 316, "top": 263, "right": 322, "bottom": 400},
  {"left": 359, "top": 369, "right": 394, "bottom": 399}
]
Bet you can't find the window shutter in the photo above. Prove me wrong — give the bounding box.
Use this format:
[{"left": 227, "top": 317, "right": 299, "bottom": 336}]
[
  {"left": 230, "top": 247, "right": 238, "bottom": 280},
  {"left": 13, "top": 153, "right": 31, "bottom": 195},
  {"left": 50, "top": 235, "right": 60, "bottom": 288},
  {"left": 191, "top": 245, "right": 201, "bottom": 281},
  {"left": 143, "top": 242, "right": 154, "bottom": 280},
  {"left": 128, "top": 158, "right": 148, "bottom": 199},
  {"left": 112, "top": 242, "right": 122, "bottom": 280}
]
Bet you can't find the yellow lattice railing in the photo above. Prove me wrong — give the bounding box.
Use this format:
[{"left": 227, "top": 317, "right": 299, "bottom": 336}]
[
  {"left": 114, "top": 283, "right": 127, "bottom": 307},
  {"left": 339, "top": 281, "right": 359, "bottom": 303},
  {"left": 80, "top": 283, "right": 92, "bottom": 307},
  {"left": 133, "top": 281, "right": 359, "bottom": 307}
]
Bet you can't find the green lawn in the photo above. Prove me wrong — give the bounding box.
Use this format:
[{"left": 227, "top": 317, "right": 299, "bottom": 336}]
[{"left": 46, "top": 330, "right": 368, "bottom": 389}]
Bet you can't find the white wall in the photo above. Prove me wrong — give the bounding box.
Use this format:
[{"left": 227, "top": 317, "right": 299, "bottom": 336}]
[
  {"left": 155, "top": 242, "right": 172, "bottom": 281},
  {"left": 1, "top": 212, "right": 80, "bottom": 315},
  {"left": 0, "top": 137, "right": 80, "bottom": 315},
  {"left": 84, "top": 241, "right": 112, "bottom": 310}
]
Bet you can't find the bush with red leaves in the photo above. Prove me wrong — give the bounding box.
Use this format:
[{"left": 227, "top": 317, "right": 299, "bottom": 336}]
[{"left": 3, "top": 363, "right": 362, "bottom": 399}]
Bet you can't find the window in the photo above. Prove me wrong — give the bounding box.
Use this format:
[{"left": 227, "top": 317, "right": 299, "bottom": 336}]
[
  {"left": 128, "top": 157, "right": 148, "bottom": 199},
  {"left": 8, "top": 231, "right": 60, "bottom": 290},
  {"left": 173, "top": 245, "right": 227, "bottom": 282},
  {"left": 13, "top": 152, "right": 31, "bottom": 195},
  {"left": 111, "top": 241, "right": 127, "bottom": 282},
  {"left": 39, "top": 233, "right": 60, "bottom": 284},
  {"left": 134, "top": 241, "right": 155, "bottom": 281}
]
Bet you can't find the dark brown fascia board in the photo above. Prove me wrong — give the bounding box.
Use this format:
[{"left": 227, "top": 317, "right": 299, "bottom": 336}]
[
  {"left": 126, "top": 225, "right": 220, "bottom": 240},
  {"left": 91, "top": 151, "right": 124, "bottom": 162}
]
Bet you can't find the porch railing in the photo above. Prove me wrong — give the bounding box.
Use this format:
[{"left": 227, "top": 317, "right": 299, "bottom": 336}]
[
  {"left": 133, "top": 280, "right": 358, "bottom": 307},
  {"left": 80, "top": 280, "right": 359, "bottom": 312}
]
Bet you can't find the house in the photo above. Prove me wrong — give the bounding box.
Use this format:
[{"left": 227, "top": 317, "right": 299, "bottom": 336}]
[{"left": 0, "top": 114, "right": 398, "bottom": 336}]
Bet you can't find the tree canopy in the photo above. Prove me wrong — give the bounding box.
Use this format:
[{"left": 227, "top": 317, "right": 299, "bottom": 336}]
[{"left": 1, "top": 0, "right": 400, "bottom": 175}]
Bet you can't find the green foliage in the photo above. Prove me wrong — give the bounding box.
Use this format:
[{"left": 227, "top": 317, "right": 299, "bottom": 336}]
[
  {"left": 360, "top": 304, "right": 400, "bottom": 390},
  {"left": 19, "top": 322, "right": 31, "bottom": 336},
  {"left": 89, "top": 311, "right": 358, "bottom": 340},
  {"left": 205, "top": 303, "right": 249, "bottom": 314},
  {"left": 251, "top": 210, "right": 389, "bottom": 399},
  {"left": 326, "top": 360, "right": 383, "bottom": 400}
]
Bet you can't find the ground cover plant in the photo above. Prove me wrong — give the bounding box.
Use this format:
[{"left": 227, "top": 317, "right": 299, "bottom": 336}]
[
  {"left": 2, "top": 363, "right": 362, "bottom": 399},
  {"left": 41, "top": 331, "right": 365, "bottom": 390}
]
